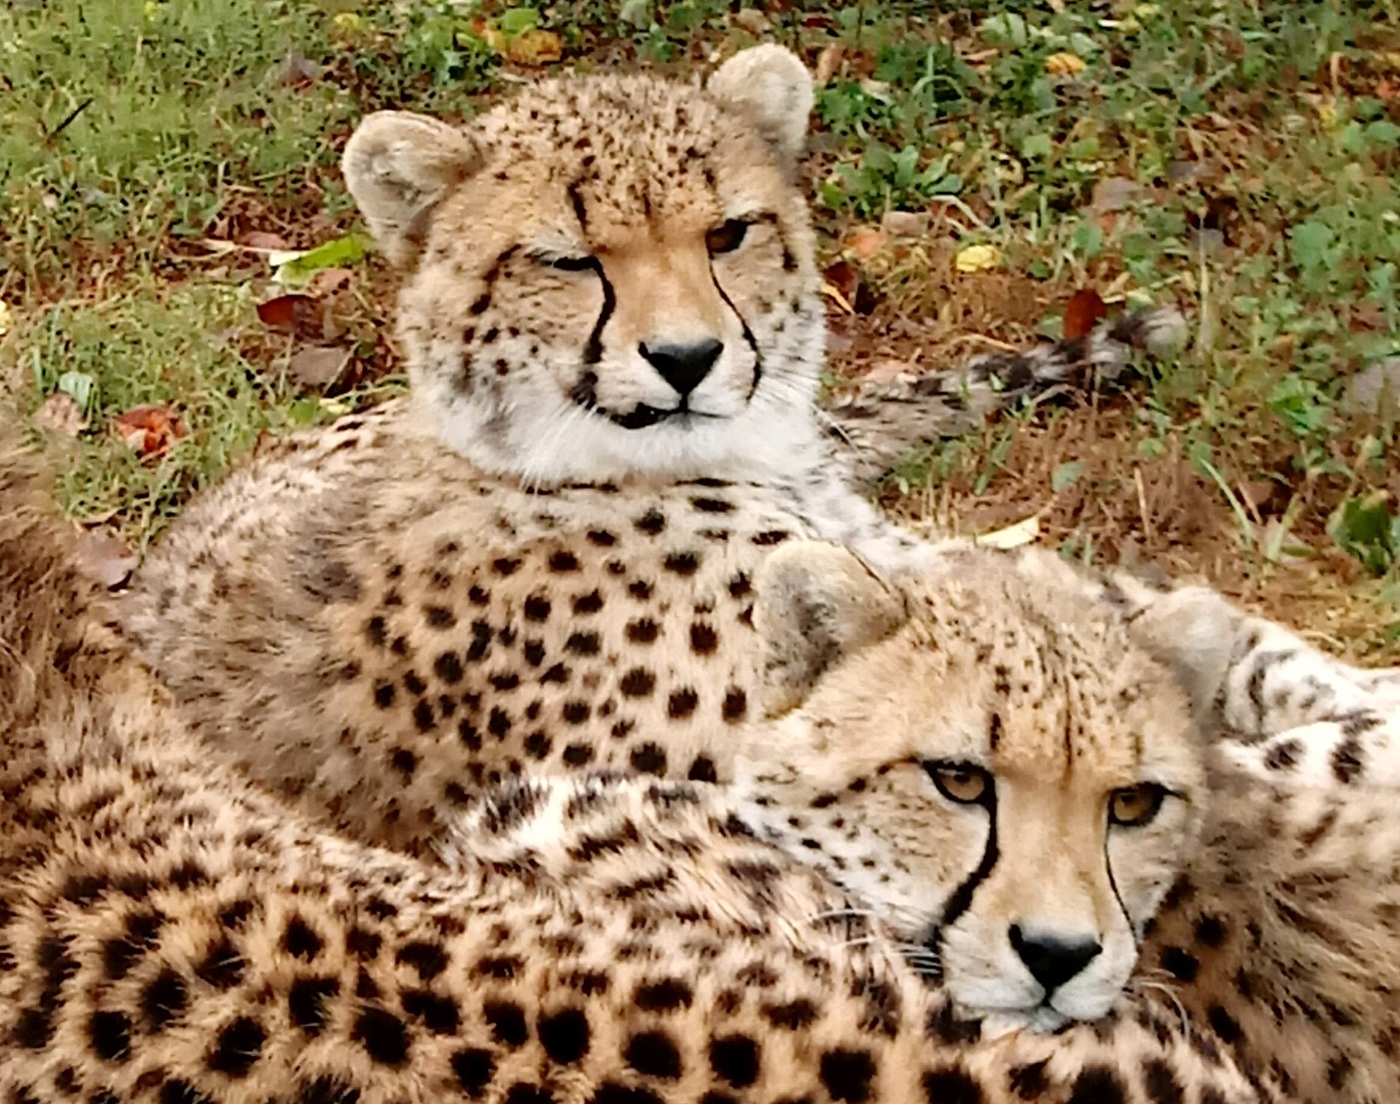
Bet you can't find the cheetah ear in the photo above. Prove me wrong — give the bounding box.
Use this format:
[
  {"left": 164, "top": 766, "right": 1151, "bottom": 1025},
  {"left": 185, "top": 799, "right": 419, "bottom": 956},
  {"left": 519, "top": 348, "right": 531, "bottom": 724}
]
[
  {"left": 342, "top": 111, "right": 483, "bottom": 268},
  {"left": 706, "top": 44, "right": 814, "bottom": 164},
  {"left": 754, "top": 541, "right": 907, "bottom": 716}
]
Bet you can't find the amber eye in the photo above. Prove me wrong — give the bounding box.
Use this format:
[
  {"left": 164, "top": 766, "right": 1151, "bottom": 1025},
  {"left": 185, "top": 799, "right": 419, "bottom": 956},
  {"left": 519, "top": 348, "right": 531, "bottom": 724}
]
[
  {"left": 705, "top": 219, "right": 749, "bottom": 255},
  {"left": 922, "top": 761, "right": 991, "bottom": 806},
  {"left": 1108, "top": 784, "right": 1166, "bottom": 828}
]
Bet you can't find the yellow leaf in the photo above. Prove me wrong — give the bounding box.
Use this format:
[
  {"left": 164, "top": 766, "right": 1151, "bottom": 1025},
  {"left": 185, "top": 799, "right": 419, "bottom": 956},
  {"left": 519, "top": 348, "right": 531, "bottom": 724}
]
[
  {"left": 954, "top": 244, "right": 1002, "bottom": 274},
  {"left": 332, "top": 12, "right": 363, "bottom": 32},
  {"left": 0, "top": 301, "right": 11, "bottom": 338},
  {"left": 507, "top": 28, "right": 563, "bottom": 66},
  {"left": 1045, "top": 52, "right": 1087, "bottom": 76},
  {"left": 974, "top": 515, "right": 1041, "bottom": 550}
]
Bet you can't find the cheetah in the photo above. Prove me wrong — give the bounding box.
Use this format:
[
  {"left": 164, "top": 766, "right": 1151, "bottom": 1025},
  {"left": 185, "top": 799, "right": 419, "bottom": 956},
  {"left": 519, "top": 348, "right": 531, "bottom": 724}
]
[
  {"left": 5, "top": 422, "right": 1400, "bottom": 1104},
  {"left": 121, "top": 44, "right": 1182, "bottom": 854}
]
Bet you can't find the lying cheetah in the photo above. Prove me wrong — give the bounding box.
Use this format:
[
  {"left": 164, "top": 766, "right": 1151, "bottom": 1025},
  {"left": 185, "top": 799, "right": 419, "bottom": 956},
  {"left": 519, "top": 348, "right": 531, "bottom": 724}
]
[
  {"left": 5, "top": 424, "right": 1400, "bottom": 1104},
  {"left": 122, "top": 44, "right": 1181, "bottom": 854}
]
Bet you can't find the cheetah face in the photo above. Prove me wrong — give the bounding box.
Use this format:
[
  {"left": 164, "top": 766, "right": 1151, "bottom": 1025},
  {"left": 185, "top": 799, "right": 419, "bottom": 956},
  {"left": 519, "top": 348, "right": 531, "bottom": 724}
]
[
  {"left": 342, "top": 46, "right": 824, "bottom": 486},
  {"left": 740, "top": 542, "right": 1208, "bottom": 1033}
]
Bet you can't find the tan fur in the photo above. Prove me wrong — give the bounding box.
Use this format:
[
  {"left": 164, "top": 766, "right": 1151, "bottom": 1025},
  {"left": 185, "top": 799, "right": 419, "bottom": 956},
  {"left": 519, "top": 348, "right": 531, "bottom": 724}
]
[{"left": 6, "top": 417, "right": 1400, "bottom": 1099}]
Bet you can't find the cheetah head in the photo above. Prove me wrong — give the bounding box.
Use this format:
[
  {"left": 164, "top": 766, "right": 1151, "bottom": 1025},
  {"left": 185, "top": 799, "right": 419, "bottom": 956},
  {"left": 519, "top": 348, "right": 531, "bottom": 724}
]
[
  {"left": 341, "top": 45, "right": 823, "bottom": 486},
  {"left": 738, "top": 542, "right": 1208, "bottom": 1034}
]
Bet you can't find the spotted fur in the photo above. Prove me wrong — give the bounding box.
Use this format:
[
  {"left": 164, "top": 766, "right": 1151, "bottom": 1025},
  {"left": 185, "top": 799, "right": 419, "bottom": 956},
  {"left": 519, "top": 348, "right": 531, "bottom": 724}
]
[
  {"left": 6, "top": 425, "right": 1399, "bottom": 1103},
  {"left": 121, "top": 46, "right": 1179, "bottom": 855}
]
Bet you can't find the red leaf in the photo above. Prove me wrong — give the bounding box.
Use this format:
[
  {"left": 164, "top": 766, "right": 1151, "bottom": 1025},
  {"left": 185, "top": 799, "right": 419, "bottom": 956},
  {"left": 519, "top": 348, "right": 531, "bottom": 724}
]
[
  {"left": 111, "top": 404, "right": 186, "bottom": 460},
  {"left": 257, "top": 293, "right": 319, "bottom": 332},
  {"left": 1062, "top": 288, "right": 1108, "bottom": 339}
]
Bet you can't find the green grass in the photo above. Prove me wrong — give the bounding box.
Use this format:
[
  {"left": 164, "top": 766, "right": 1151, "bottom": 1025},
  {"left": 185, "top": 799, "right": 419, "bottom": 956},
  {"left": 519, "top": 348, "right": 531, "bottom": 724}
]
[{"left": 1, "top": 0, "right": 1397, "bottom": 649}]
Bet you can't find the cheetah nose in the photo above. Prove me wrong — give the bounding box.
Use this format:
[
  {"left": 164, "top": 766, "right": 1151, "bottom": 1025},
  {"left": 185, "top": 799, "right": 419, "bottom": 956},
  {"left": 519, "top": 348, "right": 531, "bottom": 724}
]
[
  {"left": 1009, "top": 924, "right": 1103, "bottom": 994},
  {"left": 640, "top": 338, "right": 723, "bottom": 398}
]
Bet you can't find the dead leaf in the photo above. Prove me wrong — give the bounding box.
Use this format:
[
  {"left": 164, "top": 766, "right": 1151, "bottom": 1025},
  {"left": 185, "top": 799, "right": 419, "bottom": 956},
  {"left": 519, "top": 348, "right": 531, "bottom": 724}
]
[
  {"left": 306, "top": 267, "right": 353, "bottom": 297},
  {"left": 844, "top": 227, "right": 887, "bottom": 260},
  {"left": 1239, "top": 479, "right": 1279, "bottom": 515},
  {"left": 111, "top": 404, "right": 186, "bottom": 460},
  {"left": 287, "top": 346, "right": 353, "bottom": 391},
  {"left": 732, "top": 8, "right": 770, "bottom": 34},
  {"left": 1062, "top": 288, "right": 1108, "bottom": 339},
  {"left": 507, "top": 28, "right": 562, "bottom": 66},
  {"left": 1044, "top": 52, "right": 1086, "bottom": 76},
  {"left": 237, "top": 230, "right": 292, "bottom": 251},
  {"left": 880, "top": 210, "right": 930, "bottom": 238},
  {"left": 73, "top": 529, "right": 137, "bottom": 589},
  {"left": 862, "top": 357, "right": 915, "bottom": 384},
  {"left": 34, "top": 392, "right": 88, "bottom": 436},
  {"left": 257, "top": 293, "right": 320, "bottom": 333},
  {"left": 820, "top": 260, "right": 878, "bottom": 315},
  {"left": 1090, "top": 176, "right": 1144, "bottom": 214},
  {"left": 954, "top": 244, "right": 1002, "bottom": 274},
  {"left": 814, "top": 44, "right": 845, "bottom": 85}
]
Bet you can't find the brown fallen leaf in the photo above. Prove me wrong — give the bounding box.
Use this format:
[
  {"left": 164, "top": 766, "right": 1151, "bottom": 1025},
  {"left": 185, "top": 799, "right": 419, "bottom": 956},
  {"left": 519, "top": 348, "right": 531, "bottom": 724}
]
[
  {"left": 814, "top": 44, "right": 845, "bottom": 85},
  {"left": 880, "top": 210, "right": 930, "bottom": 238},
  {"left": 34, "top": 392, "right": 88, "bottom": 436},
  {"left": 112, "top": 404, "right": 186, "bottom": 460},
  {"left": 844, "top": 227, "right": 887, "bottom": 260},
  {"left": 821, "top": 260, "right": 878, "bottom": 315},
  {"left": 287, "top": 346, "right": 353, "bottom": 391},
  {"left": 1062, "top": 288, "right": 1108, "bottom": 339},
  {"left": 507, "top": 28, "right": 562, "bottom": 66},
  {"left": 257, "top": 293, "right": 321, "bottom": 333},
  {"left": 73, "top": 529, "right": 138, "bottom": 589},
  {"left": 237, "top": 230, "right": 291, "bottom": 251}
]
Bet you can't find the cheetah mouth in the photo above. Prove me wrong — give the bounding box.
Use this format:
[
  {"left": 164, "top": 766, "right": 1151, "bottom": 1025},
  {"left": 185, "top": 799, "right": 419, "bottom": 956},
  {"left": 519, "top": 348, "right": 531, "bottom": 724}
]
[{"left": 609, "top": 404, "right": 724, "bottom": 431}]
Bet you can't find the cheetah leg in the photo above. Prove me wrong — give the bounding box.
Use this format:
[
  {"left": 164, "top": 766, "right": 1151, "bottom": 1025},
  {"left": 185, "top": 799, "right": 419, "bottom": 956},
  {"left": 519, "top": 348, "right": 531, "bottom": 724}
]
[{"left": 821, "top": 306, "right": 1186, "bottom": 492}]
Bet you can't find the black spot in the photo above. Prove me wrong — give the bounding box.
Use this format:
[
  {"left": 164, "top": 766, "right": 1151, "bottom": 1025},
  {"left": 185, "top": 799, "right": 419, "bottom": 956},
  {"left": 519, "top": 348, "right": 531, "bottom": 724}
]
[
  {"left": 102, "top": 911, "right": 163, "bottom": 980},
  {"left": 195, "top": 937, "right": 244, "bottom": 989},
  {"left": 488, "top": 707, "right": 512, "bottom": 739},
  {"left": 563, "top": 743, "right": 595, "bottom": 766},
  {"left": 485, "top": 1000, "right": 530, "bottom": 1047},
  {"left": 141, "top": 968, "right": 188, "bottom": 1032},
  {"left": 667, "top": 688, "right": 698, "bottom": 718},
  {"left": 493, "top": 557, "right": 522, "bottom": 576},
  {"left": 159, "top": 1081, "right": 214, "bottom": 1104},
  {"left": 425, "top": 605, "right": 457, "bottom": 629},
  {"left": 524, "top": 594, "right": 552, "bottom": 621},
  {"left": 1331, "top": 736, "right": 1364, "bottom": 784},
  {"left": 1067, "top": 1068, "right": 1125, "bottom": 1104},
  {"left": 562, "top": 700, "right": 591, "bottom": 725},
  {"left": 721, "top": 687, "right": 747, "bottom": 722},
  {"left": 625, "top": 1030, "right": 683, "bottom": 1079},
  {"left": 401, "top": 989, "right": 460, "bottom": 1034},
  {"left": 663, "top": 551, "right": 700, "bottom": 576},
  {"left": 921, "top": 1068, "right": 984, "bottom": 1104},
  {"left": 626, "top": 619, "right": 660, "bottom": 644},
  {"left": 288, "top": 976, "right": 339, "bottom": 1034},
  {"left": 1206, "top": 1004, "right": 1242, "bottom": 1044},
  {"left": 1263, "top": 737, "right": 1301, "bottom": 771},
  {"left": 751, "top": 530, "right": 790, "bottom": 547},
  {"left": 208, "top": 1015, "right": 266, "bottom": 1076},
  {"left": 564, "top": 631, "right": 601, "bottom": 656},
  {"left": 353, "top": 1006, "right": 410, "bottom": 1066},
  {"left": 765, "top": 999, "right": 819, "bottom": 1029},
  {"left": 573, "top": 590, "right": 605, "bottom": 614},
  {"left": 690, "top": 497, "right": 734, "bottom": 514},
  {"left": 505, "top": 1085, "right": 554, "bottom": 1104},
  {"left": 390, "top": 748, "right": 418, "bottom": 776},
  {"left": 282, "top": 916, "right": 324, "bottom": 961},
  {"left": 690, "top": 623, "right": 719, "bottom": 655},
  {"left": 435, "top": 652, "right": 465, "bottom": 685},
  {"left": 347, "top": 926, "right": 383, "bottom": 959},
  {"left": 1194, "top": 914, "right": 1228, "bottom": 948},
  {"left": 452, "top": 1048, "right": 495, "bottom": 1098},
  {"left": 629, "top": 743, "right": 668, "bottom": 775},
  {"left": 709, "top": 1036, "right": 760, "bottom": 1087},
  {"left": 1160, "top": 946, "right": 1199, "bottom": 983},
  {"left": 549, "top": 550, "right": 580, "bottom": 573},
  {"left": 590, "top": 1087, "right": 665, "bottom": 1104},
  {"left": 620, "top": 667, "right": 656, "bottom": 696},
  {"left": 635, "top": 508, "right": 667, "bottom": 535},
  {"left": 820, "top": 1049, "right": 876, "bottom": 1103},
  {"left": 88, "top": 1010, "right": 132, "bottom": 1061},
  {"left": 1141, "top": 1059, "right": 1184, "bottom": 1104},
  {"left": 587, "top": 529, "right": 617, "bottom": 546},
  {"left": 373, "top": 681, "right": 396, "bottom": 709},
  {"left": 525, "top": 731, "right": 553, "bottom": 759},
  {"left": 636, "top": 978, "right": 693, "bottom": 1011},
  {"left": 688, "top": 755, "right": 719, "bottom": 783},
  {"left": 396, "top": 940, "right": 449, "bottom": 981},
  {"left": 539, "top": 1007, "right": 591, "bottom": 1064}
]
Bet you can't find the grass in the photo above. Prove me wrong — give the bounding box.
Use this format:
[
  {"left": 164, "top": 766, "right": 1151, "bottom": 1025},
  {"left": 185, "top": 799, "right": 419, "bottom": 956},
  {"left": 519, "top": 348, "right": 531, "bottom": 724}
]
[{"left": 2, "top": 0, "right": 1398, "bottom": 659}]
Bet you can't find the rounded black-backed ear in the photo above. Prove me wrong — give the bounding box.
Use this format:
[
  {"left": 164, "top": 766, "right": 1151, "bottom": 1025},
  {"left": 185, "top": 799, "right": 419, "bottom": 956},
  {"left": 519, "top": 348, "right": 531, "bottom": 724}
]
[
  {"left": 754, "top": 540, "right": 907, "bottom": 716},
  {"left": 706, "top": 44, "right": 814, "bottom": 165},
  {"left": 341, "top": 111, "right": 482, "bottom": 268}
]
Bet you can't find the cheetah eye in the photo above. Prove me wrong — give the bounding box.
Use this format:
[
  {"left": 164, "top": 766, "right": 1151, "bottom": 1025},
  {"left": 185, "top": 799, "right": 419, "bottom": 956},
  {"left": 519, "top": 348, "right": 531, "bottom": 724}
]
[
  {"left": 1108, "top": 784, "right": 1166, "bottom": 828},
  {"left": 922, "top": 761, "right": 991, "bottom": 806},
  {"left": 705, "top": 219, "right": 749, "bottom": 256},
  {"left": 540, "top": 254, "right": 596, "bottom": 273}
]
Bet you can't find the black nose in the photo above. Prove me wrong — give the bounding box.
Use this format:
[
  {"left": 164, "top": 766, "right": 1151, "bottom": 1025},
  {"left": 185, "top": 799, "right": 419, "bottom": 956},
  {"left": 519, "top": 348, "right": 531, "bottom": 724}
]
[
  {"left": 640, "top": 338, "right": 723, "bottom": 397},
  {"left": 1009, "top": 924, "right": 1103, "bottom": 994}
]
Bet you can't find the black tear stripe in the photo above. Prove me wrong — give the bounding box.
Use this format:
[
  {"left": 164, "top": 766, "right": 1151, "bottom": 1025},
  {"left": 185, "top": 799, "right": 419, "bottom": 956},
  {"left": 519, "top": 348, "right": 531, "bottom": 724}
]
[
  {"left": 937, "top": 792, "right": 998, "bottom": 931},
  {"left": 469, "top": 245, "right": 521, "bottom": 317},
  {"left": 709, "top": 267, "right": 763, "bottom": 398},
  {"left": 581, "top": 259, "right": 615, "bottom": 367},
  {"left": 1102, "top": 831, "right": 1134, "bottom": 936},
  {"left": 568, "top": 181, "right": 589, "bottom": 233}
]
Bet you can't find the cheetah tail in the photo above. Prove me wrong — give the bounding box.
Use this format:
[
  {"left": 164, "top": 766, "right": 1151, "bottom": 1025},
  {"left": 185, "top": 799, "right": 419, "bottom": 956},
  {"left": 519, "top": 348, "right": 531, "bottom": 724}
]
[
  {"left": 822, "top": 305, "right": 1188, "bottom": 490},
  {"left": 0, "top": 413, "right": 112, "bottom": 730}
]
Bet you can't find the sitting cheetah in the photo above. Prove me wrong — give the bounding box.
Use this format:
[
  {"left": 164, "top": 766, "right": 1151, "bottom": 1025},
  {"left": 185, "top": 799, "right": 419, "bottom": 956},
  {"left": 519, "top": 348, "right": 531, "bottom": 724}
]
[
  {"left": 5, "top": 424, "right": 1400, "bottom": 1104},
  {"left": 121, "top": 44, "right": 1181, "bottom": 854}
]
